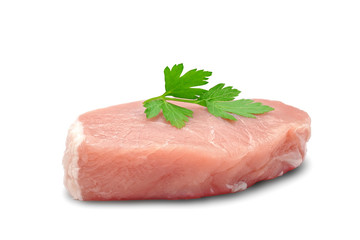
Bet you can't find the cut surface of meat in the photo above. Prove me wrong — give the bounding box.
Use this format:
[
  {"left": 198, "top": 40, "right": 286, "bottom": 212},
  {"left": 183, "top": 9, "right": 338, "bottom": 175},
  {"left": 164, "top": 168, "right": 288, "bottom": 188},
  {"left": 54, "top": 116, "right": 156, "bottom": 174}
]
[{"left": 63, "top": 99, "right": 311, "bottom": 200}]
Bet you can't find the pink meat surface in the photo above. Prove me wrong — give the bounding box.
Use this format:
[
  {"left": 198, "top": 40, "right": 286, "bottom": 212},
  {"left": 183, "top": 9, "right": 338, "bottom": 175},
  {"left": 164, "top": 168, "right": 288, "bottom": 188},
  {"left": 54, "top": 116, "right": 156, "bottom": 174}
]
[{"left": 63, "top": 99, "right": 311, "bottom": 200}]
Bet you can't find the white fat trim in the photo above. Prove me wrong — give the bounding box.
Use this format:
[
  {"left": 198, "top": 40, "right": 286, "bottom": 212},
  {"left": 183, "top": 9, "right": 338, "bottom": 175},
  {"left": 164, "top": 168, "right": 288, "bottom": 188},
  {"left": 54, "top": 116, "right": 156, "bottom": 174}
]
[
  {"left": 226, "top": 181, "right": 248, "bottom": 193},
  {"left": 280, "top": 151, "right": 303, "bottom": 168},
  {"left": 63, "top": 119, "right": 84, "bottom": 200}
]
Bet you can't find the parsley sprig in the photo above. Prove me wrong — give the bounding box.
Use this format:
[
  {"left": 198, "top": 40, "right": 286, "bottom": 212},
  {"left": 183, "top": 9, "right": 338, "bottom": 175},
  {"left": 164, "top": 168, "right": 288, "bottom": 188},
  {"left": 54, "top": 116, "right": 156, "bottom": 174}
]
[{"left": 143, "top": 64, "right": 274, "bottom": 128}]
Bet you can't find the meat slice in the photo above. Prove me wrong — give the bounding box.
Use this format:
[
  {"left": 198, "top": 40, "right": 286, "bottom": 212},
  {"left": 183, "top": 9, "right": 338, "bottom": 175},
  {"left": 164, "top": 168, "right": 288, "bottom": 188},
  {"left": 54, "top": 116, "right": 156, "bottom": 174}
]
[{"left": 63, "top": 99, "right": 311, "bottom": 200}]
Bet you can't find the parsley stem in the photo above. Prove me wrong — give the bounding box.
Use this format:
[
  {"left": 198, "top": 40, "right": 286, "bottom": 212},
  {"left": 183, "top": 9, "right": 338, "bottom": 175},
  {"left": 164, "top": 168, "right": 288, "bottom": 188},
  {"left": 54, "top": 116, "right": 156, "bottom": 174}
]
[
  {"left": 143, "top": 95, "right": 200, "bottom": 104},
  {"left": 143, "top": 96, "right": 162, "bottom": 104},
  {"left": 163, "top": 97, "right": 199, "bottom": 104}
]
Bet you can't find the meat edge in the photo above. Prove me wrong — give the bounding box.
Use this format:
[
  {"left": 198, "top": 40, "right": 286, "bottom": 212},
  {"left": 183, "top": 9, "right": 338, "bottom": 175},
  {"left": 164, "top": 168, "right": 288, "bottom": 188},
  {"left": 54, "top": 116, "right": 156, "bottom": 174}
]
[
  {"left": 63, "top": 119, "right": 84, "bottom": 200},
  {"left": 217, "top": 122, "right": 311, "bottom": 196}
]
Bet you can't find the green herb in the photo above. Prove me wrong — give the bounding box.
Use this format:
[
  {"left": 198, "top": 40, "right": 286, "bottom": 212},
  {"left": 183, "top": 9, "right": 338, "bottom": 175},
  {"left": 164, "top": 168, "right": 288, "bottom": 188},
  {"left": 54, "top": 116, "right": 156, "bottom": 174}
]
[{"left": 143, "top": 64, "right": 274, "bottom": 128}]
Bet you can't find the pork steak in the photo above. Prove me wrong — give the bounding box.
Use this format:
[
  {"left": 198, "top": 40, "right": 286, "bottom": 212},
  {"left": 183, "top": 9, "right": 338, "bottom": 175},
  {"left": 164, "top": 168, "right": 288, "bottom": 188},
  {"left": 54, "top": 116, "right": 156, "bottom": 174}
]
[{"left": 63, "top": 99, "right": 311, "bottom": 200}]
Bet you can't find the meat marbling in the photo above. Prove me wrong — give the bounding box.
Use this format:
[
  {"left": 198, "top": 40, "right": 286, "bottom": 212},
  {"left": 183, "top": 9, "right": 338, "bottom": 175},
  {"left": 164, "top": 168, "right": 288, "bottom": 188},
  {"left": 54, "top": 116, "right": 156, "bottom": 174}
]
[{"left": 63, "top": 99, "right": 311, "bottom": 200}]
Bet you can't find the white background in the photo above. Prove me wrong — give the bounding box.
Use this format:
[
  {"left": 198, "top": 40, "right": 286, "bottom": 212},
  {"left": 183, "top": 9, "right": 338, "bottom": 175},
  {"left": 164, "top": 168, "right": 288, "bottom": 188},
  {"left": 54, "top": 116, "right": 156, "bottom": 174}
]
[{"left": 1, "top": 1, "right": 359, "bottom": 239}]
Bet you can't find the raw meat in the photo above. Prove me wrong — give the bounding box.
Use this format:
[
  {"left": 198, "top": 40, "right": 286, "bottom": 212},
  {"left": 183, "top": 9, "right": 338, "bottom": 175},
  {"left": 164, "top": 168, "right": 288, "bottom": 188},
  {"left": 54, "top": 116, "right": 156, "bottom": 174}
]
[{"left": 63, "top": 99, "right": 311, "bottom": 200}]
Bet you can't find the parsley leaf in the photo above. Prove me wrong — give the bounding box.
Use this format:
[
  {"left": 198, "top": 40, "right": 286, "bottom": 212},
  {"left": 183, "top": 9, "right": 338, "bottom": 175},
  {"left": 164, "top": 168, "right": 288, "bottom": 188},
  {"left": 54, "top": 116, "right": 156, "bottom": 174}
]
[
  {"left": 161, "top": 101, "right": 193, "bottom": 128},
  {"left": 206, "top": 99, "right": 274, "bottom": 119},
  {"left": 206, "top": 100, "right": 237, "bottom": 120},
  {"left": 164, "top": 63, "right": 212, "bottom": 99},
  {"left": 143, "top": 64, "right": 274, "bottom": 128},
  {"left": 143, "top": 99, "right": 164, "bottom": 118},
  {"left": 198, "top": 83, "right": 241, "bottom": 103},
  {"left": 143, "top": 98, "right": 193, "bottom": 128}
]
